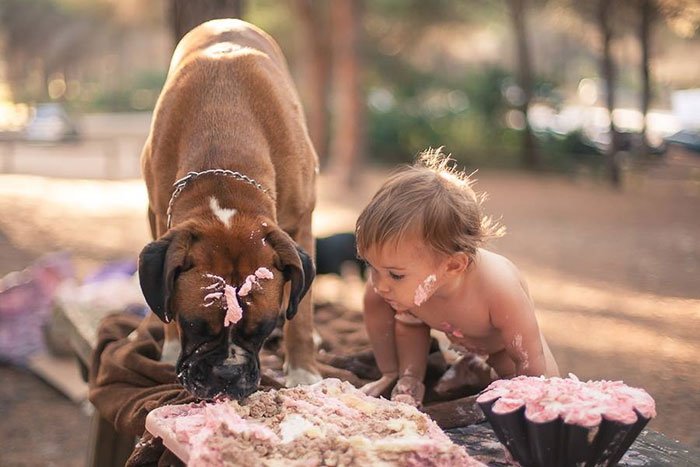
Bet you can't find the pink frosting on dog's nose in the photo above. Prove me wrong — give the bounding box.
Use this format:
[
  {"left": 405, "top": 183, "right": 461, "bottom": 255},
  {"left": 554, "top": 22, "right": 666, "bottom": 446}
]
[{"left": 223, "top": 285, "right": 243, "bottom": 326}]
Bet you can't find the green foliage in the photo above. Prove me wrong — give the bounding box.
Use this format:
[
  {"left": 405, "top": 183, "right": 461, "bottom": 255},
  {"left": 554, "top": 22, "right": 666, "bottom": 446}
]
[
  {"left": 366, "top": 63, "right": 521, "bottom": 169},
  {"left": 78, "top": 70, "right": 167, "bottom": 112},
  {"left": 534, "top": 129, "right": 603, "bottom": 172}
]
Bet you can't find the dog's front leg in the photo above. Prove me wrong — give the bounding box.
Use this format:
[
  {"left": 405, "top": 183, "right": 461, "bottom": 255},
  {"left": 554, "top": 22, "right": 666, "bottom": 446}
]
[{"left": 283, "top": 212, "right": 322, "bottom": 387}]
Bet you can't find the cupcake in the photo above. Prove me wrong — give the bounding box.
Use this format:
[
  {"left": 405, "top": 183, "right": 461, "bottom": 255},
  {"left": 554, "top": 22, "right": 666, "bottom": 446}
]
[{"left": 476, "top": 375, "right": 655, "bottom": 466}]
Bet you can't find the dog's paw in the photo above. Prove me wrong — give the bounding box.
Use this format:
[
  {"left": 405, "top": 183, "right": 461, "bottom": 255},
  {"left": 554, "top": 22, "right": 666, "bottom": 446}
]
[{"left": 284, "top": 366, "right": 322, "bottom": 387}]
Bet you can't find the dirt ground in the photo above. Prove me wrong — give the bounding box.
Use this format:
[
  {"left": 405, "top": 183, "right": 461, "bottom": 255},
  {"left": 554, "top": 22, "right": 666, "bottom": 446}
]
[{"left": 1, "top": 152, "right": 699, "bottom": 466}]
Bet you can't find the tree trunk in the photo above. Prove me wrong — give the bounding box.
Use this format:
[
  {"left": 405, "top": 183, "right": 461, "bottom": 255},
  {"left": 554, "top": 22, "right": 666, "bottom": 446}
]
[
  {"left": 169, "top": 0, "right": 245, "bottom": 45},
  {"left": 508, "top": 0, "right": 540, "bottom": 170},
  {"left": 290, "top": 0, "right": 332, "bottom": 167},
  {"left": 640, "top": 0, "right": 653, "bottom": 152},
  {"left": 598, "top": 0, "right": 621, "bottom": 187},
  {"left": 328, "top": 0, "right": 364, "bottom": 187}
]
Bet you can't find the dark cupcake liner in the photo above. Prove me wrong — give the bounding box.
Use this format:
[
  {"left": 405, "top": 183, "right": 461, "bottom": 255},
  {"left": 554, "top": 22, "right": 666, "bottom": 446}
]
[
  {"left": 561, "top": 421, "right": 597, "bottom": 466},
  {"left": 478, "top": 399, "right": 651, "bottom": 467},
  {"left": 527, "top": 416, "right": 560, "bottom": 466},
  {"left": 479, "top": 399, "right": 533, "bottom": 466},
  {"left": 586, "top": 409, "right": 651, "bottom": 467}
]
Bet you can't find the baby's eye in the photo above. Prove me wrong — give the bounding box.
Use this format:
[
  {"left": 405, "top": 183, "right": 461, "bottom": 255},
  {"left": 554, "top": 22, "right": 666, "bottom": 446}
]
[{"left": 389, "top": 271, "right": 404, "bottom": 280}]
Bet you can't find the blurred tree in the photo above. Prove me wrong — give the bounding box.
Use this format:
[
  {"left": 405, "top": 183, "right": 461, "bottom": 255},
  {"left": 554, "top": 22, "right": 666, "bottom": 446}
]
[
  {"left": 639, "top": 0, "right": 654, "bottom": 151},
  {"left": 328, "top": 0, "right": 365, "bottom": 187},
  {"left": 289, "top": 0, "right": 331, "bottom": 167},
  {"left": 0, "top": 0, "right": 115, "bottom": 102},
  {"left": 597, "top": 0, "right": 622, "bottom": 187},
  {"left": 169, "top": 0, "right": 245, "bottom": 44},
  {"left": 506, "top": 0, "right": 540, "bottom": 169},
  {"left": 562, "top": 0, "right": 623, "bottom": 186},
  {"left": 636, "top": 0, "right": 699, "bottom": 151}
]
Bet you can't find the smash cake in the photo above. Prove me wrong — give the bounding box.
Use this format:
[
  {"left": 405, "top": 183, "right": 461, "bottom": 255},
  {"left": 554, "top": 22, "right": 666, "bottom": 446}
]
[
  {"left": 476, "top": 375, "right": 656, "bottom": 467},
  {"left": 145, "top": 378, "right": 484, "bottom": 466}
]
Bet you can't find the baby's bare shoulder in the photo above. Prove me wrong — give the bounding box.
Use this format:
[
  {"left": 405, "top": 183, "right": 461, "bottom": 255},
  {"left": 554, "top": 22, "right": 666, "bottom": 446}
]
[
  {"left": 476, "top": 250, "right": 533, "bottom": 324},
  {"left": 475, "top": 249, "right": 527, "bottom": 298}
]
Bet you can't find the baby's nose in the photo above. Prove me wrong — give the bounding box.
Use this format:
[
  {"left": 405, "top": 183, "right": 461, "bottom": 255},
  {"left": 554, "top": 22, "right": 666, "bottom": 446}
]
[{"left": 372, "top": 275, "right": 390, "bottom": 294}]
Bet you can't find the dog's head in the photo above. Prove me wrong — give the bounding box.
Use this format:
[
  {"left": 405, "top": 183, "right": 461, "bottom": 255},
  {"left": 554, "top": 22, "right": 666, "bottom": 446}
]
[{"left": 137, "top": 216, "right": 314, "bottom": 400}]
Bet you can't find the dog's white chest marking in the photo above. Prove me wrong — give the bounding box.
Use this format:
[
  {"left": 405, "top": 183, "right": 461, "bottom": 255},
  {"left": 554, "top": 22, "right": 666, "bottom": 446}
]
[{"left": 209, "top": 196, "right": 237, "bottom": 227}]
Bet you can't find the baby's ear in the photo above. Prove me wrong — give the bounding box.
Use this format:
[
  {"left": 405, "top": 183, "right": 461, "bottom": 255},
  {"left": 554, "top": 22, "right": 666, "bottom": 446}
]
[{"left": 446, "top": 252, "right": 470, "bottom": 274}]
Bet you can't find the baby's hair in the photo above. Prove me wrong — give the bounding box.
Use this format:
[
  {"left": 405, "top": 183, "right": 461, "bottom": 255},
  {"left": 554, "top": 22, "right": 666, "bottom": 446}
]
[{"left": 356, "top": 147, "right": 505, "bottom": 261}]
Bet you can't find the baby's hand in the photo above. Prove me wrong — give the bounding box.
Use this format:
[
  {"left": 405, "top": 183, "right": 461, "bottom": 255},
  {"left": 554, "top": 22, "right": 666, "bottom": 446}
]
[
  {"left": 391, "top": 375, "right": 425, "bottom": 407},
  {"left": 360, "top": 372, "right": 398, "bottom": 398}
]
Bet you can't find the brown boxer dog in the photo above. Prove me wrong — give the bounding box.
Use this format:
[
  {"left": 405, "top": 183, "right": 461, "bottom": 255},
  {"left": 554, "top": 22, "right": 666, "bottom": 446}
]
[{"left": 138, "top": 19, "right": 320, "bottom": 400}]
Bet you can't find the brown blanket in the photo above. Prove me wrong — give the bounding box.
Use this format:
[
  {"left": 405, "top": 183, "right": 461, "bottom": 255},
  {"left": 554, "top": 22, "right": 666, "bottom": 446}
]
[{"left": 88, "top": 313, "right": 194, "bottom": 465}]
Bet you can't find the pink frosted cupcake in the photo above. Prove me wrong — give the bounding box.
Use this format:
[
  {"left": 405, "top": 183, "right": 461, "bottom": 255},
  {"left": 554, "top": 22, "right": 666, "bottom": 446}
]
[{"left": 476, "top": 375, "right": 656, "bottom": 466}]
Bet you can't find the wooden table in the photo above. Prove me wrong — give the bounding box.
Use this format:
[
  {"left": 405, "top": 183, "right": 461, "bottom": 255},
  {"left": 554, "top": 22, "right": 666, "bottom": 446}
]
[
  {"left": 53, "top": 302, "right": 136, "bottom": 467},
  {"left": 447, "top": 422, "right": 700, "bottom": 466}
]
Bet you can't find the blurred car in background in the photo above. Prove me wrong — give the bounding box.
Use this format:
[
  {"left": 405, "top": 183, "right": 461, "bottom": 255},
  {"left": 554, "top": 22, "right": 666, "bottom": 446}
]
[
  {"left": 22, "top": 103, "right": 80, "bottom": 143},
  {"left": 664, "top": 129, "right": 700, "bottom": 154}
]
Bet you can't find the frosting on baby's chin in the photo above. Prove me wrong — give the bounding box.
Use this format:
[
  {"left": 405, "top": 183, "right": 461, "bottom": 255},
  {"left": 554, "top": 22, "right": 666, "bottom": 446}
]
[{"left": 413, "top": 274, "right": 437, "bottom": 306}]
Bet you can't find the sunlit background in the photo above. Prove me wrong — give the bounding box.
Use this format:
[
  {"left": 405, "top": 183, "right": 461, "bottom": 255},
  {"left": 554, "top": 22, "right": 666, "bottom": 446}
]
[{"left": 0, "top": 1, "right": 698, "bottom": 465}]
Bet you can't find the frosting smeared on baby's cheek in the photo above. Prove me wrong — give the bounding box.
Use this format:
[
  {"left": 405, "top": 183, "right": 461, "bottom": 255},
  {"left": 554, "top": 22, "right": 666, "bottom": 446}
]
[{"left": 413, "top": 274, "right": 437, "bottom": 306}]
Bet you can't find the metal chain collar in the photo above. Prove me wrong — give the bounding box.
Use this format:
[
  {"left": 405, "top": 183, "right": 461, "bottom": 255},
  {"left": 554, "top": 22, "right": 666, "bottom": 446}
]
[{"left": 166, "top": 169, "right": 274, "bottom": 229}]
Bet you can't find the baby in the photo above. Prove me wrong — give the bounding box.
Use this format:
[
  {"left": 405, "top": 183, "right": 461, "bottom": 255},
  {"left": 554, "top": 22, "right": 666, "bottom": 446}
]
[{"left": 356, "top": 148, "right": 559, "bottom": 407}]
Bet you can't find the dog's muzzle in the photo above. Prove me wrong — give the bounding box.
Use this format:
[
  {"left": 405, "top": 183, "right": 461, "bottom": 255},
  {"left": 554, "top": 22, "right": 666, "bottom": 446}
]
[{"left": 177, "top": 339, "right": 261, "bottom": 400}]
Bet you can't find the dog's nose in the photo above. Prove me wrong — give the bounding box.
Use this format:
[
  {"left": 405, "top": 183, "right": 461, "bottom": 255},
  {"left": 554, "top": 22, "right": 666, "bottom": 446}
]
[{"left": 211, "top": 362, "right": 243, "bottom": 380}]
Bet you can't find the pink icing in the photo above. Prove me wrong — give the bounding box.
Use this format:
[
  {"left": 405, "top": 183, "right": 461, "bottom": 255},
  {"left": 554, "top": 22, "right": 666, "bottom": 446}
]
[
  {"left": 563, "top": 405, "right": 603, "bottom": 427},
  {"left": 254, "top": 267, "right": 274, "bottom": 279},
  {"left": 238, "top": 267, "right": 274, "bottom": 297},
  {"left": 202, "top": 292, "right": 223, "bottom": 307},
  {"left": 202, "top": 274, "right": 226, "bottom": 309},
  {"left": 202, "top": 404, "right": 276, "bottom": 440},
  {"left": 223, "top": 285, "right": 242, "bottom": 326},
  {"left": 202, "top": 270, "right": 274, "bottom": 326},
  {"left": 413, "top": 274, "right": 436, "bottom": 306},
  {"left": 492, "top": 397, "right": 525, "bottom": 414},
  {"left": 479, "top": 376, "right": 656, "bottom": 426},
  {"left": 525, "top": 402, "right": 560, "bottom": 424}
]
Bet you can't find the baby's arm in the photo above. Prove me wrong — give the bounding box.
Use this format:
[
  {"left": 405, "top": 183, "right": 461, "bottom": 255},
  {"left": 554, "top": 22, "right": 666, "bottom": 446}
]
[
  {"left": 489, "top": 266, "right": 550, "bottom": 377},
  {"left": 360, "top": 282, "right": 399, "bottom": 397},
  {"left": 392, "top": 319, "right": 431, "bottom": 406}
]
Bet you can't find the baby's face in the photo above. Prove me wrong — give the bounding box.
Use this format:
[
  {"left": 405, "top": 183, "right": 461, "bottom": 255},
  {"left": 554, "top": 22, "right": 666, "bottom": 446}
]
[{"left": 363, "top": 236, "right": 447, "bottom": 312}]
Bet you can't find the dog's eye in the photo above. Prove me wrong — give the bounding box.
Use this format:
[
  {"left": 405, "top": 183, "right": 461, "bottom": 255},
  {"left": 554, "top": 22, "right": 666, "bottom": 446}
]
[
  {"left": 181, "top": 317, "right": 211, "bottom": 337},
  {"left": 181, "top": 255, "right": 195, "bottom": 272}
]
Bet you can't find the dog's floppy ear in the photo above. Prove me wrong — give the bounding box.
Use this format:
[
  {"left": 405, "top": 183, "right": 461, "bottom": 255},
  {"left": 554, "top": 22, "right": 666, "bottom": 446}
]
[
  {"left": 138, "top": 229, "right": 193, "bottom": 323},
  {"left": 267, "top": 229, "right": 316, "bottom": 320}
]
